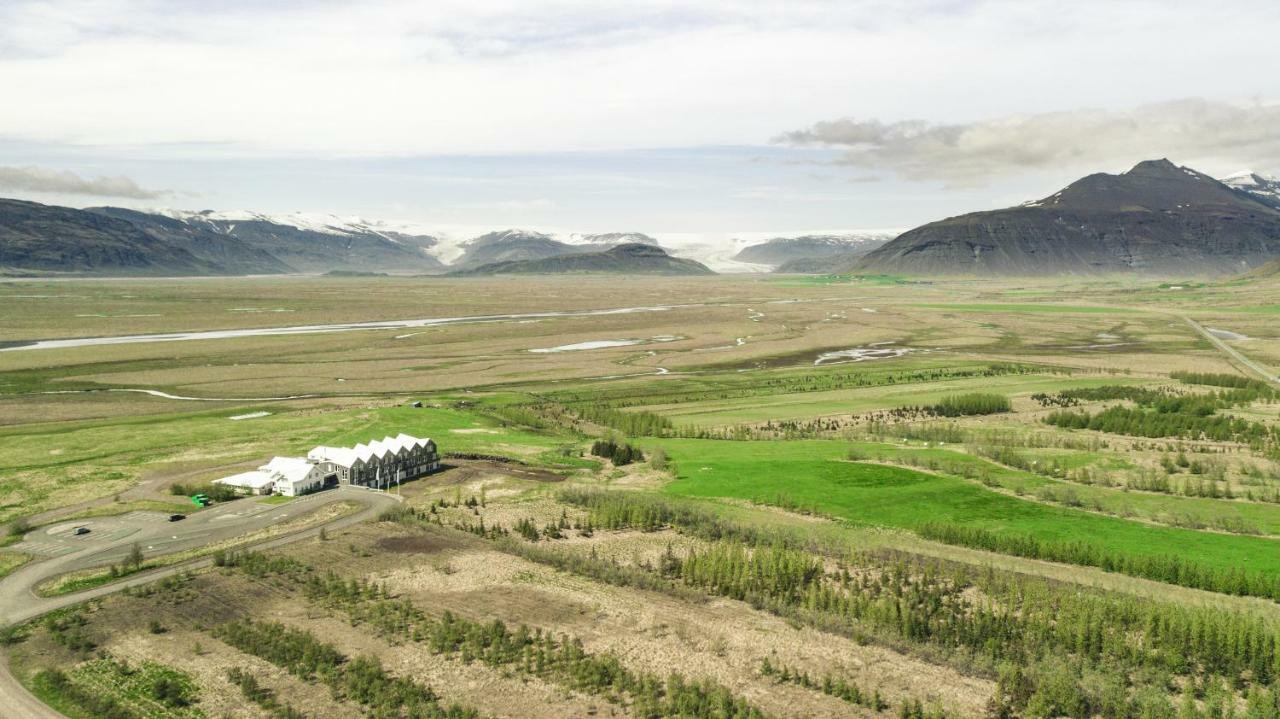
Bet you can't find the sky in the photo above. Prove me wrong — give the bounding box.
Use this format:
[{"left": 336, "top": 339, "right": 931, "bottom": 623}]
[{"left": 1, "top": 0, "right": 1278, "bottom": 239}]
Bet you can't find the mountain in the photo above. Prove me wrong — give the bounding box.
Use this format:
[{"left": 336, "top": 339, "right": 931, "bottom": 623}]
[
  {"left": 576, "top": 232, "right": 662, "bottom": 248},
  {"left": 165, "top": 210, "right": 444, "bottom": 273},
  {"left": 733, "top": 234, "right": 891, "bottom": 269},
  {"left": 87, "top": 207, "right": 294, "bottom": 275},
  {"left": 0, "top": 199, "right": 291, "bottom": 275},
  {"left": 452, "top": 243, "right": 715, "bottom": 276},
  {"left": 856, "top": 159, "right": 1280, "bottom": 276},
  {"left": 1220, "top": 170, "right": 1280, "bottom": 210},
  {"left": 776, "top": 251, "right": 881, "bottom": 274},
  {"left": 450, "top": 229, "right": 580, "bottom": 269}
]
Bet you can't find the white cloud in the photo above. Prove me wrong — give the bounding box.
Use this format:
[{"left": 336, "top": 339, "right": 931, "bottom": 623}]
[
  {"left": 0, "top": 164, "right": 167, "bottom": 198},
  {"left": 0, "top": 1, "right": 1277, "bottom": 157},
  {"left": 777, "top": 100, "right": 1280, "bottom": 185}
]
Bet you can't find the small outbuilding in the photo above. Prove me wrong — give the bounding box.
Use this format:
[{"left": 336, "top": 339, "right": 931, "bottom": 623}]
[{"left": 214, "top": 470, "right": 276, "bottom": 496}]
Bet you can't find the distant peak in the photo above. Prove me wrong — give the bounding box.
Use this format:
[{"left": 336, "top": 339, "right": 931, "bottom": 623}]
[
  {"left": 1126, "top": 158, "right": 1181, "bottom": 175},
  {"left": 605, "top": 242, "right": 667, "bottom": 257},
  {"left": 1221, "top": 169, "right": 1277, "bottom": 187}
]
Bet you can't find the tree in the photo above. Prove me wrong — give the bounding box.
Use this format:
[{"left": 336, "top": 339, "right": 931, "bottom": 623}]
[{"left": 127, "top": 542, "right": 144, "bottom": 570}]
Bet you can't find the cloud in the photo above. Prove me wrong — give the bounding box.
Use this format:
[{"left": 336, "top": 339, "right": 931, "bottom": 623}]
[
  {"left": 777, "top": 99, "right": 1280, "bottom": 185},
  {"left": 2, "top": 2, "right": 1279, "bottom": 157},
  {"left": 0, "top": 165, "right": 168, "bottom": 198}
]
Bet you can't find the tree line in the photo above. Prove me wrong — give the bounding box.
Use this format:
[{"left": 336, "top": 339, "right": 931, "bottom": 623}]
[
  {"left": 1172, "top": 370, "right": 1278, "bottom": 395},
  {"left": 213, "top": 618, "right": 481, "bottom": 719},
  {"left": 547, "top": 363, "right": 1046, "bottom": 410},
  {"left": 759, "top": 658, "right": 890, "bottom": 712},
  {"left": 227, "top": 667, "right": 306, "bottom": 719},
  {"left": 916, "top": 520, "right": 1280, "bottom": 601},
  {"left": 921, "top": 392, "right": 1011, "bottom": 417},
  {"left": 551, "top": 490, "right": 1280, "bottom": 716},
  {"left": 224, "top": 554, "right": 770, "bottom": 719}
]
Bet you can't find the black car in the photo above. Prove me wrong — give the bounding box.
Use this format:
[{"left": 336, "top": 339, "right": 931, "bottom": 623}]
[
  {"left": 168, "top": 514, "right": 186, "bottom": 522},
  {"left": 73, "top": 526, "right": 89, "bottom": 535}
]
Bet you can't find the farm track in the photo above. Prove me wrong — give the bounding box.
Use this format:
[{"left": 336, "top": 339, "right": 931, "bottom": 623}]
[{"left": 1180, "top": 315, "right": 1280, "bottom": 389}]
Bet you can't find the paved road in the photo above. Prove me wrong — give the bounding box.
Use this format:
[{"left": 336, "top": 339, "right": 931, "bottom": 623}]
[
  {"left": 0, "top": 487, "right": 399, "bottom": 718},
  {"left": 1181, "top": 315, "right": 1280, "bottom": 389}
]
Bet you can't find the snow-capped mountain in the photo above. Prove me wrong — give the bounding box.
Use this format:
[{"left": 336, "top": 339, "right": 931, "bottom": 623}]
[
  {"left": 1219, "top": 170, "right": 1280, "bottom": 209},
  {"left": 155, "top": 209, "right": 444, "bottom": 273},
  {"left": 163, "top": 209, "right": 440, "bottom": 250},
  {"left": 112, "top": 207, "right": 898, "bottom": 274},
  {"left": 450, "top": 229, "right": 579, "bottom": 269},
  {"left": 574, "top": 232, "right": 661, "bottom": 248}
]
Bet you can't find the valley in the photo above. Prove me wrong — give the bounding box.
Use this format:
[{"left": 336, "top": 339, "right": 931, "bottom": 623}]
[{"left": 2, "top": 271, "right": 1279, "bottom": 718}]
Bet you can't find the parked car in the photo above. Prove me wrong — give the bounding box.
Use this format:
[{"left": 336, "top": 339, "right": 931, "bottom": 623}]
[
  {"left": 168, "top": 514, "right": 186, "bottom": 522},
  {"left": 73, "top": 526, "right": 89, "bottom": 536}
]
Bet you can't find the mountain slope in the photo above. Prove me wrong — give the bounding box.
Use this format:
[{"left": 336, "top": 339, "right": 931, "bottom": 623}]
[
  {"left": 452, "top": 243, "right": 715, "bottom": 276},
  {"left": 168, "top": 210, "right": 443, "bottom": 273},
  {"left": 577, "top": 232, "right": 662, "bottom": 248},
  {"left": 856, "top": 159, "right": 1280, "bottom": 276},
  {"left": 0, "top": 199, "right": 290, "bottom": 275},
  {"left": 88, "top": 207, "right": 294, "bottom": 275},
  {"left": 1238, "top": 258, "right": 1280, "bottom": 281},
  {"left": 776, "top": 251, "right": 883, "bottom": 274},
  {"left": 450, "top": 230, "right": 582, "bottom": 269},
  {"left": 734, "top": 234, "right": 891, "bottom": 269}
]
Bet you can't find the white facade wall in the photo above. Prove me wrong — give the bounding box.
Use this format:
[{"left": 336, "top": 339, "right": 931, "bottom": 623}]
[{"left": 217, "top": 434, "right": 438, "bottom": 498}]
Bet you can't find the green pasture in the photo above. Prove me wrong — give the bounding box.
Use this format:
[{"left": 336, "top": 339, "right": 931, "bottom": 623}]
[
  {"left": 847, "top": 440, "right": 1280, "bottom": 538},
  {"left": 656, "top": 437, "right": 1280, "bottom": 577}
]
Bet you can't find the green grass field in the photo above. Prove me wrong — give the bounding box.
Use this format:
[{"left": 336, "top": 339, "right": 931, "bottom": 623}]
[{"left": 657, "top": 438, "right": 1280, "bottom": 577}]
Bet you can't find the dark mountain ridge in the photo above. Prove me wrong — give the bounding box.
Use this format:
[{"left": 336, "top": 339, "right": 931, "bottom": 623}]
[
  {"left": 450, "top": 229, "right": 579, "bottom": 269},
  {"left": 0, "top": 199, "right": 291, "bottom": 275},
  {"left": 855, "top": 160, "right": 1280, "bottom": 276},
  {"left": 87, "top": 206, "right": 295, "bottom": 275},
  {"left": 734, "top": 234, "right": 890, "bottom": 268},
  {"left": 172, "top": 211, "right": 443, "bottom": 273},
  {"left": 451, "top": 242, "right": 714, "bottom": 276}
]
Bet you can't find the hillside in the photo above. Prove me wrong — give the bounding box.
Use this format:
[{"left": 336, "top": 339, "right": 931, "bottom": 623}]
[
  {"left": 856, "top": 159, "right": 1280, "bottom": 276},
  {"left": 451, "top": 229, "right": 580, "bottom": 269},
  {"left": 0, "top": 199, "right": 291, "bottom": 275},
  {"left": 87, "top": 207, "right": 295, "bottom": 275},
  {"left": 1238, "top": 258, "right": 1280, "bottom": 280},
  {"left": 733, "top": 234, "right": 890, "bottom": 268},
  {"left": 577, "top": 232, "right": 662, "bottom": 248},
  {"left": 168, "top": 210, "right": 444, "bottom": 274},
  {"left": 452, "top": 243, "right": 714, "bottom": 276},
  {"left": 776, "top": 251, "right": 879, "bottom": 274}
]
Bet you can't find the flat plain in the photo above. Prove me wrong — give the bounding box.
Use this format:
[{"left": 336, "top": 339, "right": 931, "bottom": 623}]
[{"left": 2, "top": 271, "right": 1280, "bottom": 719}]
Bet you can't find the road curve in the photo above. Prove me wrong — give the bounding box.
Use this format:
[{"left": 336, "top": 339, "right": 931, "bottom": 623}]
[
  {"left": 0, "top": 487, "right": 400, "bottom": 718},
  {"left": 1180, "top": 315, "right": 1280, "bottom": 389}
]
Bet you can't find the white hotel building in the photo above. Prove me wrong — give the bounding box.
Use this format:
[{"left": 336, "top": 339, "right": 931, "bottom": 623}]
[{"left": 216, "top": 433, "right": 440, "bottom": 496}]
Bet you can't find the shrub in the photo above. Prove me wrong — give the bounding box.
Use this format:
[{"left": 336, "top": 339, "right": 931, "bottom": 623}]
[
  {"left": 926, "top": 393, "right": 1011, "bottom": 417},
  {"left": 590, "top": 439, "right": 645, "bottom": 466}
]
